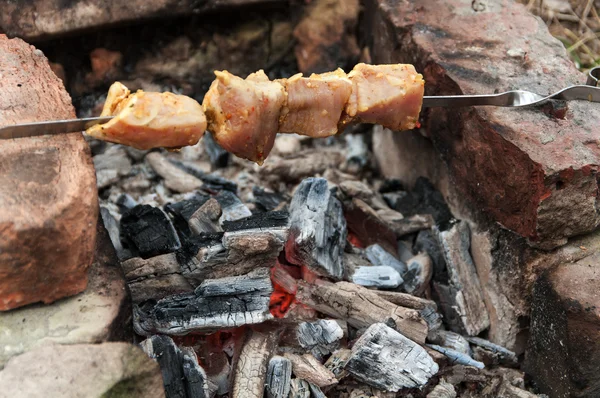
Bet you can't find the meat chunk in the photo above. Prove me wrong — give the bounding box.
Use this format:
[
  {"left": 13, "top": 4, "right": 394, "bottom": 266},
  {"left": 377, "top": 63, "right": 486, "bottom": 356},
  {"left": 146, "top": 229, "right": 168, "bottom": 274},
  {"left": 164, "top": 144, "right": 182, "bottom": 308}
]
[
  {"left": 279, "top": 68, "right": 352, "bottom": 138},
  {"left": 86, "top": 82, "right": 207, "bottom": 150},
  {"left": 344, "top": 63, "right": 424, "bottom": 131},
  {"left": 202, "top": 69, "right": 286, "bottom": 165}
]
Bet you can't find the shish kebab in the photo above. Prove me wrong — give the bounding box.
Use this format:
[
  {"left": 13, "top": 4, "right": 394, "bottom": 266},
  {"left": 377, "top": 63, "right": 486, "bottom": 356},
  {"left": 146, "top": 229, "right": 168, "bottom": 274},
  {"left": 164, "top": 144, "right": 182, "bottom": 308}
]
[{"left": 2, "top": 63, "right": 600, "bottom": 164}]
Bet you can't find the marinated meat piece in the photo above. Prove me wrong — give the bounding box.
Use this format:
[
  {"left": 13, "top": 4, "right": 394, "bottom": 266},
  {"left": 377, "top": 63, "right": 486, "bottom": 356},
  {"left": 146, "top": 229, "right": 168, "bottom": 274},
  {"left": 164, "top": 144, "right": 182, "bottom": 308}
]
[
  {"left": 86, "top": 82, "right": 207, "bottom": 150},
  {"left": 344, "top": 63, "right": 424, "bottom": 131},
  {"left": 202, "top": 69, "right": 286, "bottom": 165},
  {"left": 279, "top": 68, "right": 352, "bottom": 138}
]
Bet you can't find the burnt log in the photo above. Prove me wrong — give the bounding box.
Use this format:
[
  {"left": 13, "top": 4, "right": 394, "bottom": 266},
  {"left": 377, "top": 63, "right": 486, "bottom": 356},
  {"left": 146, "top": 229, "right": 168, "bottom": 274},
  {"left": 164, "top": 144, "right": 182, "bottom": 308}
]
[
  {"left": 181, "top": 347, "right": 211, "bottom": 398},
  {"left": 189, "top": 198, "right": 222, "bottom": 235},
  {"left": 120, "top": 204, "right": 181, "bottom": 259},
  {"left": 231, "top": 328, "right": 279, "bottom": 398},
  {"left": 434, "top": 221, "right": 489, "bottom": 336},
  {"left": 286, "top": 177, "right": 347, "bottom": 280},
  {"left": 283, "top": 352, "right": 338, "bottom": 388},
  {"left": 296, "top": 280, "right": 428, "bottom": 344},
  {"left": 215, "top": 190, "right": 252, "bottom": 223},
  {"left": 297, "top": 319, "right": 344, "bottom": 359},
  {"left": 164, "top": 192, "right": 211, "bottom": 236},
  {"left": 133, "top": 268, "right": 273, "bottom": 335},
  {"left": 345, "top": 323, "right": 439, "bottom": 391},
  {"left": 265, "top": 355, "right": 292, "bottom": 398}
]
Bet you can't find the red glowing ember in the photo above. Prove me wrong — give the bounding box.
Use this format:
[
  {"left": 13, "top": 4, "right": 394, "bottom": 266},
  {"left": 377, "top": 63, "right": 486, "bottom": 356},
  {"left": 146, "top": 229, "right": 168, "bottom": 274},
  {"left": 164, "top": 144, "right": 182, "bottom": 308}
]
[
  {"left": 347, "top": 230, "right": 364, "bottom": 248},
  {"left": 270, "top": 263, "right": 297, "bottom": 318}
]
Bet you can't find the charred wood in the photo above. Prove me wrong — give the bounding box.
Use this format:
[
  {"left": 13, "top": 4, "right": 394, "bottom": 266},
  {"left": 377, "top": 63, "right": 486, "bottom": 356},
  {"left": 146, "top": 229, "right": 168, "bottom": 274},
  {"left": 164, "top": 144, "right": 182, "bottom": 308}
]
[
  {"left": 146, "top": 151, "right": 203, "bottom": 193},
  {"left": 265, "top": 355, "right": 292, "bottom": 398},
  {"left": 283, "top": 352, "right": 338, "bottom": 388},
  {"left": 343, "top": 198, "right": 398, "bottom": 257},
  {"left": 259, "top": 149, "right": 345, "bottom": 183},
  {"left": 345, "top": 323, "right": 439, "bottom": 391},
  {"left": 189, "top": 198, "right": 223, "bottom": 234},
  {"left": 203, "top": 131, "right": 230, "bottom": 168},
  {"left": 120, "top": 204, "right": 182, "bottom": 259},
  {"left": 370, "top": 290, "right": 437, "bottom": 311},
  {"left": 215, "top": 190, "right": 252, "bottom": 223},
  {"left": 414, "top": 229, "right": 448, "bottom": 282},
  {"left": 100, "top": 206, "right": 130, "bottom": 261},
  {"left": 402, "top": 252, "right": 433, "bottom": 295},
  {"left": 385, "top": 214, "right": 435, "bottom": 238},
  {"left": 350, "top": 266, "right": 402, "bottom": 289},
  {"left": 168, "top": 158, "right": 237, "bottom": 192},
  {"left": 365, "top": 244, "right": 407, "bottom": 275},
  {"left": 133, "top": 268, "right": 273, "bottom": 335},
  {"left": 231, "top": 328, "right": 278, "bottom": 398},
  {"left": 290, "top": 378, "right": 311, "bottom": 398},
  {"left": 426, "top": 344, "right": 484, "bottom": 369},
  {"left": 181, "top": 347, "right": 211, "bottom": 398},
  {"left": 164, "top": 192, "right": 211, "bottom": 236},
  {"left": 344, "top": 133, "right": 369, "bottom": 173},
  {"left": 466, "top": 336, "right": 518, "bottom": 367},
  {"left": 434, "top": 221, "right": 489, "bottom": 336},
  {"left": 286, "top": 177, "right": 347, "bottom": 280},
  {"left": 426, "top": 380, "right": 457, "bottom": 398},
  {"left": 129, "top": 274, "right": 194, "bottom": 304},
  {"left": 297, "top": 319, "right": 344, "bottom": 359},
  {"left": 324, "top": 348, "right": 352, "bottom": 380},
  {"left": 295, "top": 280, "right": 428, "bottom": 344},
  {"left": 252, "top": 186, "right": 288, "bottom": 213},
  {"left": 428, "top": 330, "right": 471, "bottom": 355}
]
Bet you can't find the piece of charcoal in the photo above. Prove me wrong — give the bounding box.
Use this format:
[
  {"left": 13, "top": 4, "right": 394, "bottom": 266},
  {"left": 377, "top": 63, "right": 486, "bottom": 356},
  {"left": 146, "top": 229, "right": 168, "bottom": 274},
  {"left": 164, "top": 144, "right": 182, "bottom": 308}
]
[
  {"left": 181, "top": 347, "right": 210, "bottom": 398},
  {"left": 296, "top": 280, "right": 428, "bottom": 344},
  {"left": 414, "top": 229, "right": 448, "bottom": 283},
  {"left": 189, "top": 198, "right": 222, "bottom": 235},
  {"left": 378, "top": 178, "right": 405, "bottom": 194},
  {"left": 426, "top": 344, "right": 484, "bottom": 369},
  {"left": 297, "top": 319, "right": 344, "bottom": 359},
  {"left": 343, "top": 198, "right": 398, "bottom": 256},
  {"left": 283, "top": 353, "right": 338, "bottom": 388},
  {"left": 365, "top": 244, "right": 407, "bottom": 275},
  {"left": 252, "top": 186, "right": 288, "bottom": 212},
  {"left": 146, "top": 152, "right": 203, "bottom": 193},
  {"left": 466, "top": 336, "right": 518, "bottom": 367},
  {"left": 426, "top": 380, "right": 457, "bottom": 398},
  {"left": 308, "top": 382, "right": 327, "bottom": 398},
  {"left": 402, "top": 252, "right": 433, "bottom": 295},
  {"left": 265, "top": 356, "right": 292, "bottom": 398},
  {"left": 169, "top": 158, "right": 236, "bottom": 192},
  {"left": 120, "top": 204, "right": 181, "bottom": 259},
  {"left": 100, "top": 206, "right": 132, "bottom": 261},
  {"left": 350, "top": 266, "right": 403, "bottom": 289},
  {"left": 214, "top": 190, "right": 252, "bottom": 223},
  {"left": 140, "top": 335, "right": 187, "bottom": 398},
  {"left": 286, "top": 177, "right": 347, "bottom": 279},
  {"left": 222, "top": 210, "right": 289, "bottom": 232},
  {"left": 231, "top": 328, "right": 279, "bottom": 398},
  {"left": 344, "top": 323, "right": 439, "bottom": 391},
  {"left": 324, "top": 349, "right": 352, "bottom": 380},
  {"left": 434, "top": 221, "right": 489, "bottom": 336},
  {"left": 116, "top": 193, "right": 138, "bottom": 213},
  {"left": 202, "top": 131, "right": 230, "bottom": 168},
  {"left": 290, "top": 379, "right": 311, "bottom": 398},
  {"left": 134, "top": 268, "right": 273, "bottom": 335},
  {"left": 344, "top": 133, "right": 369, "bottom": 172},
  {"left": 164, "top": 192, "right": 211, "bottom": 236},
  {"left": 428, "top": 330, "right": 471, "bottom": 355}
]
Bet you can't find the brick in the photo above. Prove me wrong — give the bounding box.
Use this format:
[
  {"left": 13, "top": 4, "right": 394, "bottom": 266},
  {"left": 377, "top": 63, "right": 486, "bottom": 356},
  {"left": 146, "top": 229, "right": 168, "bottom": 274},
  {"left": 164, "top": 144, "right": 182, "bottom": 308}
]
[
  {"left": 524, "top": 251, "right": 600, "bottom": 398},
  {"left": 0, "top": 35, "right": 98, "bottom": 310},
  {"left": 365, "top": 0, "right": 600, "bottom": 249}
]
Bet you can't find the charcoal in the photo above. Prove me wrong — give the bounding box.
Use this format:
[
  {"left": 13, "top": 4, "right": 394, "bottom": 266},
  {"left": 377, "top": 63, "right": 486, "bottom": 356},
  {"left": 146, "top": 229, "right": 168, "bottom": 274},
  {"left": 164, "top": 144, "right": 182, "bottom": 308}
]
[
  {"left": 344, "top": 323, "right": 439, "bottom": 391},
  {"left": 120, "top": 204, "right": 181, "bottom": 259},
  {"left": 231, "top": 329, "right": 279, "bottom": 398},
  {"left": 344, "top": 133, "right": 369, "bottom": 172},
  {"left": 426, "top": 380, "right": 457, "bottom": 398},
  {"left": 350, "top": 266, "right": 403, "bottom": 289},
  {"left": 426, "top": 344, "right": 484, "bottom": 369},
  {"left": 385, "top": 177, "right": 454, "bottom": 230},
  {"left": 365, "top": 244, "right": 407, "bottom": 275},
  {"left": 466, "top": 336, "right": 518, "bottom": 367},
  {"left": 133, "top": 268, "right": 273, "bottom": 335},
  {"left": 283, "top": 353, "right": 338, "bottom": 388},
  {"left": 116, "top": 193, "right": 138, "bottom": 213},
  {"left": 428, "top": 330, "right": 471, "bottom": 355},
  {"left": 419, "top": 305, "right": 444, "bottom": 335},
  {"left": 222, "top": 210, "right": 289, "bottom": 232},
  {"left": 202, "top": 131, "right": 229, "bottom": 168},
  {"left": 129, "top": 273, "right": 194, "bottom": 304},
  {"left": 384, "top": 214, "right": 435, "bottom": 238},
  {"left": 140, "top": 335, "right": 187, "bottom": 398},
  {"left": 146, "top": 152, "right": 203, "bottom": 193},
  {"left": 188, "top": 198, "right": 222, "bottom": 234},
  {"left": 164, "top": 192, "right": 211, "bottom": 236},
  {"left": 371, "top": 290, "right": 437, "bottom": 311},
  {"left": 434, "top": 221, "right": 489, "bottom": 336},
  {"left": 93, "top": 145, "right": 132, "bottom": 189},
  {"left": 265, "top": 356, "right": 292, "bottom": 398},
  {"left": 402, "top": 252, "right": 433, "bottom": 295},
  {"left": 343, "top": 198, "right": 398, "bottom": 256},
  {"left": 100, "top": 206, "right": 131, "bottom": 261},
  {"left": 252, "top": 186, "right": 288, "bottom": 212},
  {"left": 338, "top": 180, "right": 389, "bottom": 211},
  {"left": 290, "top": 379, "right": 311, "bottom": 398},
  {"left": 259, "top": 149, "right": 345, "bottom": 183},
  {"left": 169, "top": 158, "right": 237, "bottom": 192},
  {"left": 415, "top": 229, "right": 448, "bottom": 282},
  {"left": 296, "top": 280, "right": 428, "bottom": 344},
  {"left": 324, "top": 348, "right": 352, "bottom": 380},
  {"left": 297, "top": 319, "right": 344, "bottom": 359},
  {"left": 308, "top": 382, "right": 327, "bottom": 398},
  {"left": 214, "top": 190, "right": 252, "bottom": 223},
  {"left": 286, "top": 177, "right": 347, "bottom": 279},
  {"left": 181, "top": 347, "right": 211, "bottom": 398},
  {"left": 397, "top": 240, "right": 415, "bottom": 263},
  {"left": 378, "top": 178, "right": 405, "bottom": 194}
]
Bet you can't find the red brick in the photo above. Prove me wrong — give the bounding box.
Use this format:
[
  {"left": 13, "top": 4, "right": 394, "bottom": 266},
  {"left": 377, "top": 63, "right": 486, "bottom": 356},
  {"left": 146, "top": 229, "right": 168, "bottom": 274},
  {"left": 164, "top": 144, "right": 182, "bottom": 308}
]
[
  {"left": 0, "top": 35, "right": 98, "bottom": 310},
  {"left": 365, "top": 0, "right": 600, "bottom": 248}
]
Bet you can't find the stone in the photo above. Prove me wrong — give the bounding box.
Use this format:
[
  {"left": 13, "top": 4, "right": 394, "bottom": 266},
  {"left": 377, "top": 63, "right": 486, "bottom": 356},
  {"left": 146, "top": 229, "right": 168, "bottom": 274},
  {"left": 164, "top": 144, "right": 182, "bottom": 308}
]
[
  {"left": 524, "top": 250, "right": 600, "bottom": 398},
  {"left": 0, "top": 35, "right": 98, "bottom": 311},
  {"left": 0, "top": 218, "right": 130, "bottom": 368},
  {"left": 0, "top": 342, "right": 165, "bottom": 398},
  {"left": 293, "top": 0, "right": 360, "bottom": 73},
  {"left": 365, "top": 0, "right": 600, "bottom": 248},
  {"left": 0, "top": 0, "right": 285, "bottom": 41}
]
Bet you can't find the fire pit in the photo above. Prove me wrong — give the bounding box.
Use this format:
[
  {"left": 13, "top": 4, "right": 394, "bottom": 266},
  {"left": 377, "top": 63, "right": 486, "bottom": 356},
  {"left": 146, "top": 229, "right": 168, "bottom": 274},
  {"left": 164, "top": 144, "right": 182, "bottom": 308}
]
[{"left": 1, "top": 0, "right": 599, "bottom": 397}]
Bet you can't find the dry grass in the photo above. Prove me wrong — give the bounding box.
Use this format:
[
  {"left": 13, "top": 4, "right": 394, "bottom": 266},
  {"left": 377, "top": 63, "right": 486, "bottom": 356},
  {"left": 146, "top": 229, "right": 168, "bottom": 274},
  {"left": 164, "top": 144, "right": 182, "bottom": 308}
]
[{"left": 518, "top": 0, "right": 600, "bottom": 72}]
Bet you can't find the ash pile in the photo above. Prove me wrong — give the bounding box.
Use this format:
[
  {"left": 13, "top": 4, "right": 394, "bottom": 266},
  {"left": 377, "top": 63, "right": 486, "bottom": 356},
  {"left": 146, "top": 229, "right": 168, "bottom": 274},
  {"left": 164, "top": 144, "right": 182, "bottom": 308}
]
[{"left": 95, "top": 125, "right": 542, "bottom": 397}]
